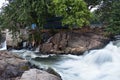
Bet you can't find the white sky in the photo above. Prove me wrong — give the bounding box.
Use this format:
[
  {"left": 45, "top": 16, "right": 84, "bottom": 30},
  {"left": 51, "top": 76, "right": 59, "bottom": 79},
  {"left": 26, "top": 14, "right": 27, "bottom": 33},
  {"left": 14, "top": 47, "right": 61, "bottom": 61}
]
[{"left": 0, "top": 0, "right": 6, "bottom": 8}]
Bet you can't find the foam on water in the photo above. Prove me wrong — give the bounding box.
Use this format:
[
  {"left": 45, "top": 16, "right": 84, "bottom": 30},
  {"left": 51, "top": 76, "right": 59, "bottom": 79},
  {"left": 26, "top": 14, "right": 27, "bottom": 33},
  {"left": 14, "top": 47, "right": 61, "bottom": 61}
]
[
  {"left": 11, "top": 41, "right": 120, "bottom": 80},
  {"left": 11, "top": 49, "right": 55, "bottom": 60}
]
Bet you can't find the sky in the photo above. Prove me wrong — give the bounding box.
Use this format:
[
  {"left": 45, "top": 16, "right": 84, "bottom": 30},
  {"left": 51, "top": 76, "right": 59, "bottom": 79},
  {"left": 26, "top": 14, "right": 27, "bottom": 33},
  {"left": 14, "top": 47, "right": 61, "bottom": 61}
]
[{"left": 0, "top": 0, "right": 6, "bottom": 8}]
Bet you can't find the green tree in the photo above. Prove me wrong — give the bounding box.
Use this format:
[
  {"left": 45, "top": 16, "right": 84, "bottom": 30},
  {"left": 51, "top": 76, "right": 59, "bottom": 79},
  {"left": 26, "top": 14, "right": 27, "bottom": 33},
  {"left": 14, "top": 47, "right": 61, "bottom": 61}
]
[
  {"left": 49, "top": 0, "right": 91, "bottom": 28},
  {"left": 1, "top": 0, "right": 48, "bottom": 30},
  {"left": 1, "top": 0, "right": 92, "bottom": 30},
  {"left": 95, "top": 0, "right": 120, "bottom": 35},
  {"left": 0, "top": 0, "right": 49, "bottom": 42},
  {"left": 0, "top": 0, "right": 92, "bottom": 41}
]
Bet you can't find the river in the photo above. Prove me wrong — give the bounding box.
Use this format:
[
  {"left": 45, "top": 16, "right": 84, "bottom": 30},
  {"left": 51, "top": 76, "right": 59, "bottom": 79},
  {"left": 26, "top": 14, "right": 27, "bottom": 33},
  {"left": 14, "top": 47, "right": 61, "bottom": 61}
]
[{"left": 10, "top": 40, "right": 120, "bottom": 80}]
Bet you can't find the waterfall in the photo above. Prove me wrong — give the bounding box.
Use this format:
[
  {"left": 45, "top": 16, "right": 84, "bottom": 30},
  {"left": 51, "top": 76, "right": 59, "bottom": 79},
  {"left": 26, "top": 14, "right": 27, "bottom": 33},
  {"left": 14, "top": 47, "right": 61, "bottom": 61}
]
[
  {"left": 11, "top": 41, "right": 120, "bottom": 80},
  {"left": 0, "top": 41, "right": 7, "bottom": 50},
  {"left": 83, "top": 42, "right": 120, "bottom": 65}
]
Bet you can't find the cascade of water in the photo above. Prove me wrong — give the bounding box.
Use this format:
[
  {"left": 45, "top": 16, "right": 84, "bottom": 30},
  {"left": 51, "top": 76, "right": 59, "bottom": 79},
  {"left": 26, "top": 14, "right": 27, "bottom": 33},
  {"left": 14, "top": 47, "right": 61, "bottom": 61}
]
[
  {"left": 0, "top": 41, "right": 7, "bottom": 50},
  {"left": 22, "top": 41, "right": 27, "bottom": 48},
  {"left": 34, "top": 46, "right": 40, "bottom": 53},
  {"left": 11, "top": 41, "right": 120, "bottom": 80}
]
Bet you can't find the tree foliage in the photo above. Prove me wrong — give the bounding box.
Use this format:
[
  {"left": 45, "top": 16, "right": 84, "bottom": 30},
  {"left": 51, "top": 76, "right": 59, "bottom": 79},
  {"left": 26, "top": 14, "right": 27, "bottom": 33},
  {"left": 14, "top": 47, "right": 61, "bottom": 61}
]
[
  {"left": 0, "top": 0, "right": 93, "bottom": 44},
  {"left": 95, "top": 0, "right": 120, "bottom": 35},
  {"left": 0, "top": 0, "right": 91, "bottom": 32},
  {"left": 49, "top": 0, "right": 91, "bottom": 28},
  {"left": 1, "top": 0, "right": 48, "bottom": 31},
  {"left": 1, "top": 0, "right": 120, "bottom": 38}
]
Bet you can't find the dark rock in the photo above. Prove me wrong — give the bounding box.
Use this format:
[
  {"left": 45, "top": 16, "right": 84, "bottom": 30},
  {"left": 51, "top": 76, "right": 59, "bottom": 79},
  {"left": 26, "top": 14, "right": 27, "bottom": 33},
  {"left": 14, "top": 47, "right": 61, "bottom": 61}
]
[
  {"left": 0, "top": 51, "right": 30, "bottom": 80},
  {"left": 0, "top": 33, "right": 6, "bottom": 44},
  {"left": 46, "top": 67, "right": 61, "bottom": 79},
  {"left": 40, "top": 29, "right": 109, "bottom": 55},
  {"left": 114, "top": 35, "right": 120, "bottom": 40}
]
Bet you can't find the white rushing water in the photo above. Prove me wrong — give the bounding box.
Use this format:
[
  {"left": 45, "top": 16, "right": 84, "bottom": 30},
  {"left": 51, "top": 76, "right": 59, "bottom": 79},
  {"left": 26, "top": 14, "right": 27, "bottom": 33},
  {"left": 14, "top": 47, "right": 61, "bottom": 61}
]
[
  {"left": 11, "top": 41, "right": 120, "bottom": 80},
  {"left": 0, "top": 41, "right": 7, "bottom": 50}
]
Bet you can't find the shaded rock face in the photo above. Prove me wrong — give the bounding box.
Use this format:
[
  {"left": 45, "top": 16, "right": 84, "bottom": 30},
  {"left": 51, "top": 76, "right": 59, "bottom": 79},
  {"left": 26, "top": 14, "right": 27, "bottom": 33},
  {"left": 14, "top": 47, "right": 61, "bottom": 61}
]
[
  {"left": 40, "top": 29, "right": 109, "bottom": 54},
  {"left": 0, "top": 51, "right": 30, "bottom": 80},
  {"left": 46, "top": 67, "right": 61, "bottom": 79},
  {"left": 0, "top": 33, "right": 6, "bottom": 48},
  {"left": 20, "top": 69, "right": 62, "bottom": 80}
]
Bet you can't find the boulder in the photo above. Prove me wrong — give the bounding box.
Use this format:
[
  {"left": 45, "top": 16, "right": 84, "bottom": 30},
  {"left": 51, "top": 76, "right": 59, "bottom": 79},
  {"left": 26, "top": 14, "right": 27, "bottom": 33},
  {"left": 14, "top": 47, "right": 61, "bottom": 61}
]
[
  {"left": 40, "top": 29, "right": 109, "bottom": 54},
  {"left": 20, "top": 69, "right": 62, "bottom": 80},
  {"left": 41, "top": 43, "right": 53, "bottom": 53},
  {"left": 46, "top": 67, "right": 61, "bottom": 79},
  {"left": 0, "top": 51, "right": 30, "bottom": 79}
]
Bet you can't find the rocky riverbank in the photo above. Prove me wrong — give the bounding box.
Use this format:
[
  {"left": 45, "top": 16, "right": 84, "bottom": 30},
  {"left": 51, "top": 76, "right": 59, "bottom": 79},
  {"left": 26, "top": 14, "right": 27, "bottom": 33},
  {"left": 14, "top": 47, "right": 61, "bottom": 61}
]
[
  {"left": 0, "top": 51, "right": 29, "bottom": 80},
  {"left": 0, "top": 51, "right": 61, "bottom": 80},
  {"left": 40, "top": 28, "right": 109, "bottom": 55},
  {"left": 6, "top": 27, "right": 110, "bottom": 55}
]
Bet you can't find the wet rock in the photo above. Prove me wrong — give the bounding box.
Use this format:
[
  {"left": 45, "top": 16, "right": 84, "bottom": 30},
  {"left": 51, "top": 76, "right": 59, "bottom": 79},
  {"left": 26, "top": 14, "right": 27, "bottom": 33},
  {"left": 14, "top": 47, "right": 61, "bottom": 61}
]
[
  {"left": 46, "top": 67, "right": 61, "bottom": 79},
  {"left": 41, "top": 43, "right": 53, "bottom": 53},
  {"left": 20, "top": 69, "right": 62, "bottom": 80},
  {"left": 0, "top": 33, "right": 6, "bottom": 45},
  {"left": 0, "top": 51, "right": 30, "bottom": 79},
  {"left": 114, "top": 35, "right": 120, "bottom": 40},
  {"left": 40, "top": 29, "right": 109, "bottom": 54}
]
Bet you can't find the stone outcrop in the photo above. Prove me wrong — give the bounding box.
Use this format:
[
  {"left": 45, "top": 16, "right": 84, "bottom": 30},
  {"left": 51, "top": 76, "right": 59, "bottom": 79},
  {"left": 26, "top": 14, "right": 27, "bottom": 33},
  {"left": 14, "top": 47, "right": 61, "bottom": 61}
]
[
  {"left": 0, "top": 33, "right": 6, "bottom": 44},
  {"left": 3, "top": 29, "right": 28, "bottom": 47},
  {"left": 40, "top": 28, "right": 109, "bottom": 54},
  {"left": 0, "top": 51, "right": 62, "bottom": 80},
  {"left": 0, "top": 33, "right": 6, "bottom": 49},
  {"left": 20, "top": 69, "right": 62, "bottom": 80},
  {"left": 0, "top": 51, "right": 30, "bottom": 80}
]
